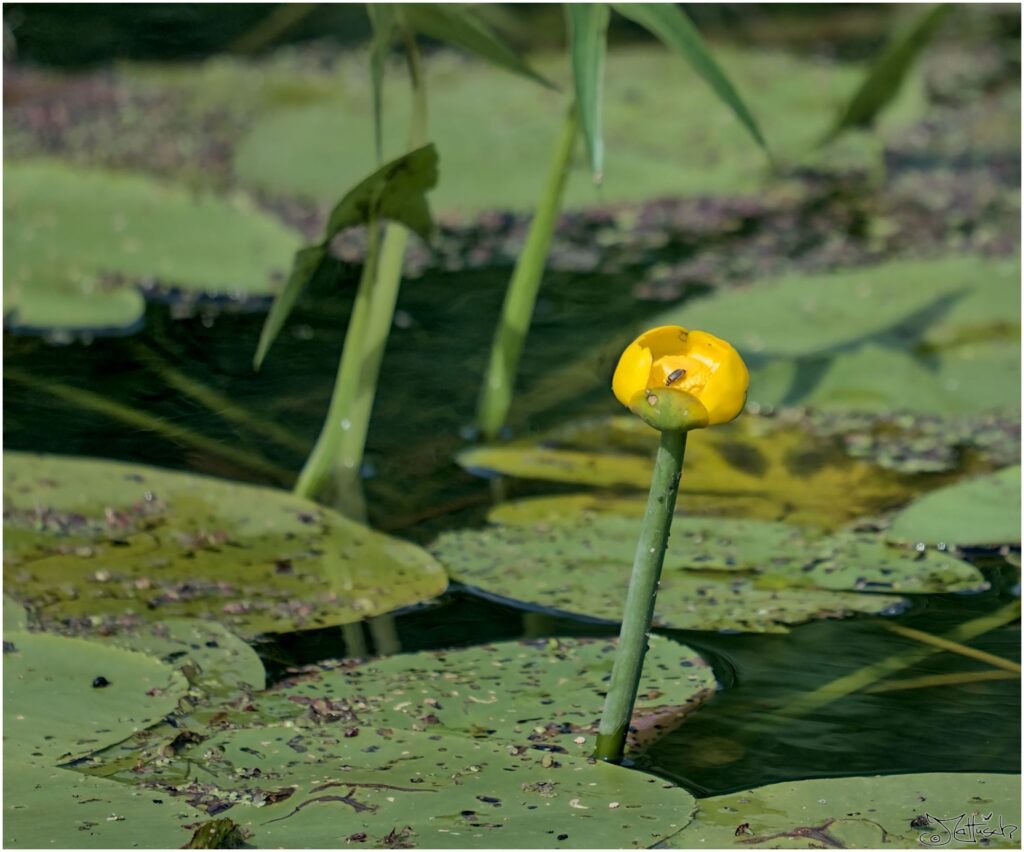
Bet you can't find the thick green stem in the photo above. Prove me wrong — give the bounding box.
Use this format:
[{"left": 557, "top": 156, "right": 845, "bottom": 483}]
[
  {"left": 335, "top": 223, "right": 409, "bottom": 478},
  {"left": 595, "top": 429, "right": 687, "bottom": 764},
  {"left": 293, "top": 28, "right": 428, "bottom": 514},
  {"left": 293, "top": 219, "right": 382, "bottom": 505},
  {"left": 476, "top": 106, "right": 578, "bottom": 440}
]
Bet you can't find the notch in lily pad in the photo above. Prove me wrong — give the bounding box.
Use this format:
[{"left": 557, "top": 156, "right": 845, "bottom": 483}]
[{"left": 254, "top": 143, "right": 439, "bottom": 369}]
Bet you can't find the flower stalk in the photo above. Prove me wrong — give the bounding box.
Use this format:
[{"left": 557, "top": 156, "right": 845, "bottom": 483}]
[
  {"left": 595, "top": 323, "right": 749, "bottom": 764},
  {"left": 594, "top": 429, "right": 687, "bottom": 764}
]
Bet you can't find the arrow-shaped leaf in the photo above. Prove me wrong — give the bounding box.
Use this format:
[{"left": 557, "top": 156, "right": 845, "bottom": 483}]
[
  {"left": 613, "top": 2, "right": 768, "bottom": 155},
  {"left": 254, "top": 144, "right": 438, "bottom": 369},
  {"left": 567, "top": 3, "right": 610, "bottom": 181}
]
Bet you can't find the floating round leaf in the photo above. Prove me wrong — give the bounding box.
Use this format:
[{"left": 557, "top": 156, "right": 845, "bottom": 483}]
[
  {"left": 3, "top": 453, "right": 448, "bottom": 636},
  {"left": 3, "top": 631, "right": 187, "bottom": 765},
  {"left": 670, "top": 773, "right": 1020, "bottom": 848},
  {"left": 430, "top": 504, "right": 986, "bottom": 633}
]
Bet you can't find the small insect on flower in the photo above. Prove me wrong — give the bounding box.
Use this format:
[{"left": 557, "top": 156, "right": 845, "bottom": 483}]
[{"left": 665, "top": 368, "right": 686, "bottom": 386}]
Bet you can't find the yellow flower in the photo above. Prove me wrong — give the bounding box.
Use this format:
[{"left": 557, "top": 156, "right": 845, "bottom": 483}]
[{"left": 612, "top": 325, "right": 749, "bottom": 432}]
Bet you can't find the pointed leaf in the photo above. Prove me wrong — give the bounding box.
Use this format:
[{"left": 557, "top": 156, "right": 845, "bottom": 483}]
[
  {"left": 567, "top": 3, "right": 610, "bottom": 180},
  {"left": 822, "top": 4, "right": 951, "bottom": 144},
  {"left": 253, "top": 244, "right": 326, "bottom": 369},
  {"left": 323, "top": 143, "right": 438, "bottom": 241},
  {"left": 612, "top": 2, "right": 768, "bottom": 154},
  {"left": 403, "top": 3, "right": 554, "bottom": 89}
]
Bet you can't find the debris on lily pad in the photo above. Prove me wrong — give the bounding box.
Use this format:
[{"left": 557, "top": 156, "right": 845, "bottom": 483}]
[
  {"left": 887, "top": 465, "right": 1021, "bottom": 547},
  {"left": 430, "top": 503, "right": 987, "bottom": 633},
  {"left": 4, "top": 763, "right": 207, "bottom": 849},
  {"left": 3, "top": 160, "right": 301, "bottom": 334},
  {"left": 82, "top": 636, "right": 715, "bottom": 779},
  {"left": 114, "top": 726, "right": 699, "bottom": 849},
  {"left": 3, "top": 453, "right": 448, "bottom": 636},
  {"left": 669, "top": 772, "right": 1020, "bottom": 848}
]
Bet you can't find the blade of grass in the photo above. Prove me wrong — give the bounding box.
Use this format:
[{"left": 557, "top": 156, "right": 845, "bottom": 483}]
[
  {"left": 476, "top": 105, "right": 579, "bottom": 440},
  {"left": 131, "top": 342, "right": 311, "bottom": 456},
  {"left": 775, "top": 601, "right": 1021, "bottom": 719},
  {"left": 883, "top": 621, "right": 1021, "bottom": 674},
  {"left": 367, "top": 4, "right": 397, "bottom": 163},
  {"left": 229, "top": 3, "right": 316, "bottom": 54},
  {"left": 6, "top": 368, "right": 294, "bottom": 486},
  {"left": 865, "top": 669, "right": 1018, "bottom": 694},
  {"left": 612, "top": 2, "right": 769, "bottom": 155},
  {"left": 402, "top": 3, "right": 554, "bottom": 89},
  {"left": 567, "top": 3, "right": 610, "bottom": 182},
  {"left": 821, "top": 4, "right": 951, "bottom": 145}
]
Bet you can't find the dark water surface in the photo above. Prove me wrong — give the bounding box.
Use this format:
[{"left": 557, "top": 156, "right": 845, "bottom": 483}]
[{"left": 4, "top": 261, "right": 1020, "bottom": 797}]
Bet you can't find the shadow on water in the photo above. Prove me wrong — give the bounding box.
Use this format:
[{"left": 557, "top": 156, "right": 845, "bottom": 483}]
[{"left": 4, "top": 256, "right": 1020, "bottom": 797}]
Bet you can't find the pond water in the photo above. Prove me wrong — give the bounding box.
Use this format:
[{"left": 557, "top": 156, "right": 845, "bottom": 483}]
[{"left": 5, "top": 260, "right": 1019, "bottom": 797}]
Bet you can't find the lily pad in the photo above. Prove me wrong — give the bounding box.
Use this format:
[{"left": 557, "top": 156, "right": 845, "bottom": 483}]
[
  {"left": 100, "top": 619, "right": 267, "bottom": 701},
  {"left": 85, "top": 636, "right": 715, "bottom": 779},
  {"left": 3, "top": 160, "right": 301, "bottom": 333},
  {"left": 234, "top": 46, "right": 926, "bottom": 211},
  {"left": 656, "top": 255, "right": 1020, "bottom": 360},
  {"left": 4, "top": 595, "right": 29, "bottom": 631},
  {"left": 122, "top": 726, "right": 698, "bottom": 849},
  {"left": 429, "top": 506, "right": 986, "bottom": 633},
  {"left": 4, "top": 764, "right": 207, "bottom": 849},
  {"left": 671, "top": 773, "right": 1020, "bottom": 848},
  {"left": 267, "top": 635, "right": 715, "bottom": 756},
  {"left": 3, "top": 630, "right": 187, "bottom": 765},
  {"left": 459, "top": 416, "right": 925, "bottom": 530},
  {"left": 887, "top": 465, "right": 1021, "bottom": 547},
  {"left": 3, "top": 453, "right": 448, "bottom": 636}
]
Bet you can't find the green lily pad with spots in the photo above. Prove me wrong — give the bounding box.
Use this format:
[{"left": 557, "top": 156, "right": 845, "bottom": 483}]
[
  {"left": 887, "top": 465, "right": 1021, "bottom": 547},
  {"left": 3, "top": 631, "right": 187, "bottom": 765},
  {"left": 3, "top": 453, "right": 448, "bottom": 637},
  {"left": 669, "top": 773, "right": 1020, "bottom": 848},
  {"left": 83, "top": 636, "right": 715, "bottom": 779},
  {"left": 458, "top": 415, "right": 929, "bottom": 530},
  {"left": 4, "top": 763, "right": 208, "bottom": 849},
  {"left": 111, "top": 725, "right": 699, "bottom": 849},
  {"left": 429, "top": 504, "right": 986, "bottom": 633},
  {"left": 4, "top": 160, "right": 301, "bottom": 333},
  {"left": 100, "top": 619, "right": 267, "bottom": 700},
  {"left": 4, "top": 595, "right": 29, "bottom": 632}
]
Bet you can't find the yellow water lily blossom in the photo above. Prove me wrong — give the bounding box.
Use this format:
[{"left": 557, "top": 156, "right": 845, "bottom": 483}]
[{"left": 612, "top": 325, "right": 749, "bottom": 432}]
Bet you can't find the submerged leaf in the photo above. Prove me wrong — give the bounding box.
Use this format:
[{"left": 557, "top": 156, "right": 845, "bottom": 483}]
[
  {"left": 3, "top": 453, "right": 448, "bottom": 636},
  {"left": 459, "top": 415, "right": 926, "bottom": 530}
]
